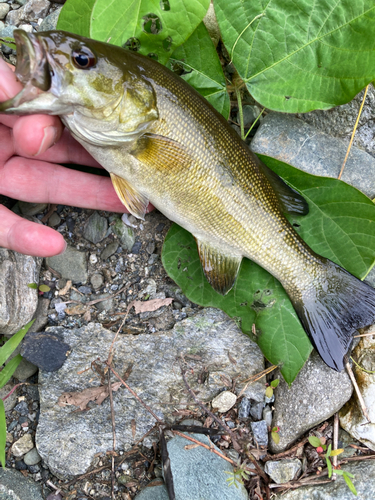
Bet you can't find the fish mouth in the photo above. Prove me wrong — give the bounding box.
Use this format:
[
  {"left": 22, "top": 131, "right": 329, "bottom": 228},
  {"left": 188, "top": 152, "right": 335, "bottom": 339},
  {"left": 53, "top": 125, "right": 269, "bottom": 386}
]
[{"left": 0, "top": 29, "right": 51, "bottom": 112}]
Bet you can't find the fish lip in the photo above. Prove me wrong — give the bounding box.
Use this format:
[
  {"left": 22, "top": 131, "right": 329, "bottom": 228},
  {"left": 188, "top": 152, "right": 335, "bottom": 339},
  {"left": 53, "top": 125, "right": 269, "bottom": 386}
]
[{"left": 14, "top": 29, "right": 51, "bottom": 92}]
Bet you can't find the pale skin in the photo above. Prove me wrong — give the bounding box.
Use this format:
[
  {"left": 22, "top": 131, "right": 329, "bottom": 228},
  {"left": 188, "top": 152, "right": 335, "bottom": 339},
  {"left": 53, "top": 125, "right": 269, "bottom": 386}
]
[{"left": 0, "top": 57, "right": 153, "bottom": 257}]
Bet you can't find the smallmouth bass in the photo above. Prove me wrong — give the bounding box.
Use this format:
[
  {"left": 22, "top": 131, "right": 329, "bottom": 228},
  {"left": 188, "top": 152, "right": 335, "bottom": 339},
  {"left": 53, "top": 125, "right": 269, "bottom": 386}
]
[{"left": 1, "top": 30, "right": 375, "bottom": 371}]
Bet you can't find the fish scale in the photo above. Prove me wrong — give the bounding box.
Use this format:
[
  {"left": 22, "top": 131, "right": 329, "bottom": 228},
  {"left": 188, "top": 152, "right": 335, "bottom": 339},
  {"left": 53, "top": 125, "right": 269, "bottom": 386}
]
[{"left": 1, "top": 29, "right": 375, "bottom": 371}]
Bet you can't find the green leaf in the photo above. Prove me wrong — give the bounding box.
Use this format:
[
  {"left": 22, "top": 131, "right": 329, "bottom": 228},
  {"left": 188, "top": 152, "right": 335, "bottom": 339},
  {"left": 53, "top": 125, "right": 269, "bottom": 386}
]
[
  {"left": 56, "top": 0, "right": 96, "bottom": 36},
  {"left": 38, "top": 284, "right": 50, "bottom": 293},
  {"left": 270, "top": 378, "right": 279, "bottom": 388},
  {"left": 0, "top": 37, "right": 16, "bottom": 50},
  {"left": 0, "top": 355, "right": 22, "bottom": 389},
  {"left": 326, "top": 444, "right": 332, "bottom": 457},
  {"left": 271, "top": 431, "right": 280, "bottom": 444},
  {"left": 88, "top": 0, "right": 210, "bottom": 64},
  {"left": 330, "top": 448, "right": 344, "bottom": 456},
  {"left": 168, "top": 23, "right": 230, "bottom": 118},
  {"left": 214, "top": 0, "right": 375, "bottom": 112},
  {"left": 0, "top": 320, "right": 34, "bottom": 366},
  {"left": 265, "top": 386, "right": 273, "bottom": 398},
  {"left": 27, "top": 283, "right": 38, "bottom": 289},
  {"left": 343, "top": 473, "right": 358, "bottom": 496},
  {"left": 162, "top": 156, "right": 375, "bottom": 383},
  {"left": 308, "top": 436, "right": 322, "bottom": 448},
  {"left": 0, "top": 399, "right": 6, "bottom": 468},
  {"left": 326, "top": 456, "right": 333, "bottom": 478}
]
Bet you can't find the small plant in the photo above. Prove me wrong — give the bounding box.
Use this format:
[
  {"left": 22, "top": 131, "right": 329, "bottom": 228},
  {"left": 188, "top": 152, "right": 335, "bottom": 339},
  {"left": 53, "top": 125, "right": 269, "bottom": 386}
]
[
  {"left": 308, "top": 436, "right": 357, "bottom": 496},
  {"left": 225, "top": 460, "right": 251, "bottom": 488},
  {"left": 28, "top": 282, "right": 51, "bottom": 293},
  {"left": 0, "top": 320, "right": 34, "bottom": 468},
  {"left": 271, "top": 426, "right": 280, "bottom": 445},
  {"left": 265, "top": 378, "right": 279, "bottom": 399}
]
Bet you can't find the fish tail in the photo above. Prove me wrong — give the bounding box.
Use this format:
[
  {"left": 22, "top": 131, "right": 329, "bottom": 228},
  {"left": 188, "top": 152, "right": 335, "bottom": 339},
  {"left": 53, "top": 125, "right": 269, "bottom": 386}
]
[{"left": 290, "top": 259, "right": 375, "bottom": 371}]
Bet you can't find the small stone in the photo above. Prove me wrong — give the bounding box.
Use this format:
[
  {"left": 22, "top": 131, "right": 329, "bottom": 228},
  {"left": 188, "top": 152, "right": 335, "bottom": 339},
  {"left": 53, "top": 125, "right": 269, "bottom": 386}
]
[
  {"left": 134, "top": 483, "right": 169, "bottom": 500},
  {"left": 264, "top": 459, "right": 302, "bottom": 484},
  {"left": 5, "top": 8, "right": 22, "bottom": 25},
  {"left": 211, "top": 391, "right": 237, "bottom": 412},
  {"left": 78, "top": 286, "right": 92, "bottom": 295},
  {"left": 18, "top": 201, "right": 47, "bottom": 216},
  {"left": 251, "top": 420, "right": 268, "bottom": 447},
  {"left": 263, "top": 406, "right": 273, "bottom": 427},
  {"left": 238, "top": 397, "right": 251, "bottom": 418},
  {"left": 250, "top": 401, "right": 264, "bottom": 421},
  {"left": 6, "top": 432, "right": 13, "bottom": 443},
  {"left": 90, "top": 273, "right": 104, "bottom": 290},
  {"left": 12, "top": 433, "right": 34, "bottom": 457},
  {"left": 94, "top": 294, "right": 114, "bottom": 312},
  {"left": 48, "top": 212, "right": 61, "bottom": 227},
  {"left": 24, "top": 448, "right": 42, "bottom": 466},
  {"left": 21, "top": 332, "right": 70, "bottom": 372},
  {"left": 89, "top": 253, "right": 98, "bottom": 265},
  {"left": 112, "top": 219, "right": 135, "bottom": 251},
  {"left": 21, "top": 0, "right": 51, "bottom": 22},
  {"left": 0, "top": 3, "right": 10, "bottom": 19},
  {"left": 101, "top": 242, "right": 119, "bottom": 260},
  {"left": 83, "top": 212, "right": 108, "bottom": 244},
  {"left": 14, "top": 401, "right": 29, "bottom": 415},
  {"left": 46, "top": 246, "right": 88, "bottom": 284},
  {"left": 146, "top": 241, "right": 155, "bottom": 254},
  {"left": 38, "top": 4, "right": 62, "bottom": 30},
  {"left": 131, "top": 240, "right": 142, "bottom": 254}
]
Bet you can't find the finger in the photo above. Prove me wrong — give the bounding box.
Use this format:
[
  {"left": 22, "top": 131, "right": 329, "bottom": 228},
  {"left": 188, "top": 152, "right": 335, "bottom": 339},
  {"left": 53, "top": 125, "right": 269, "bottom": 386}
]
[
  {"left": 13, "top": 115, "right": 63, "bottom": 157},
  {"left": 0, "top": 205, "right": 67, "bottom": 257},
  {"left": 2, "top": 155, "right": 128, "bottom": 213}
]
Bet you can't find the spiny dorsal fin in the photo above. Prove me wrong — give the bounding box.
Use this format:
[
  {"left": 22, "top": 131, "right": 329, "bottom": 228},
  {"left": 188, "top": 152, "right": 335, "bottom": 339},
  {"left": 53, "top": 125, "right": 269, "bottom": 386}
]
[
  {"left": 110, "top": 173, "right": 149, "bottom": 220},
  {"left": 258, "top": 161, "right": 309, "bottom": 215},
  {"left": 196, "top": 238, "right": 242, "bottom": 295},
  {"left": 131, "top": 133, "right": 193, "bottom": 171}
]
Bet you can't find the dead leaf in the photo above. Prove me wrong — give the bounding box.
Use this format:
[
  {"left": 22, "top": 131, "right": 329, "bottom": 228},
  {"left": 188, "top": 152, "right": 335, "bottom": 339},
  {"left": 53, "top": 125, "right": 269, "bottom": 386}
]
[
  {"left": 59, "top": 280, "right": 72, "bottom": 296},
  {"left": 66, "top": 304, "right": 87, "bottom": 315},
  {"left": 131, "top": 419, "right": 136, "bottom": 439},
  {"left": 130, "top": 298, "right": 173, "bottom": 314},
  {"left": 58, "top": 382, "right": 122, "bottom": 410},
  {"left": 184, "top": 444, "right": 200, "bottom": 450}
]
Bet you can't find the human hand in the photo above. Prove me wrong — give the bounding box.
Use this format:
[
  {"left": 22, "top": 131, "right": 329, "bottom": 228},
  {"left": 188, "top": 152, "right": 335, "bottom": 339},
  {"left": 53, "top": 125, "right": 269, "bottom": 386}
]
[{"left": 0, "top": 57, "right": 134, "bottom": 257}]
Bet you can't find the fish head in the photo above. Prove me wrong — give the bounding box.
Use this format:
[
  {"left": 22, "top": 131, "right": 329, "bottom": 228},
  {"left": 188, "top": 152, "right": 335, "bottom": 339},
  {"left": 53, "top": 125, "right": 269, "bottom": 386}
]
[{"left": 0, "top": 30, "right": 159, "bottom": 145}]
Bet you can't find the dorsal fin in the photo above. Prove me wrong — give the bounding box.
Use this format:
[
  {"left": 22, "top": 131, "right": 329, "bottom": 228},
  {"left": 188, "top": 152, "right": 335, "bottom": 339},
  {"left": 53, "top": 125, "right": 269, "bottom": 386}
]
[
  {"left": 258, "top": 161, "right": 309, "bottom": 215},
  {"left": 196, "top": 238, "right": 242, "bottom": 295},
  {"left": 110, "top": 173, "right": 149, "bottom": 220}
]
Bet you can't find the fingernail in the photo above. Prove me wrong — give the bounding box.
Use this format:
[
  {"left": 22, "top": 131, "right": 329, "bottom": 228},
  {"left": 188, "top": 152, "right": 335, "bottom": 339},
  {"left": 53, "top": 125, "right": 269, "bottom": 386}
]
[
  {"left": 35, "top": 125, "right": 58, "bottom": 156},
  {"left": 57, "top": 240, "right": 68, "bottom": 255}
]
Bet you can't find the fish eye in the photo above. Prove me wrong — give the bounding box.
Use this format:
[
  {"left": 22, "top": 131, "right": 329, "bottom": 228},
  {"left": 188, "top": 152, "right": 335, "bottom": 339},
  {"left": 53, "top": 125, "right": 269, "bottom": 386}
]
[{"left": 71, "top": 48, "right": 97, "bottom": 69}]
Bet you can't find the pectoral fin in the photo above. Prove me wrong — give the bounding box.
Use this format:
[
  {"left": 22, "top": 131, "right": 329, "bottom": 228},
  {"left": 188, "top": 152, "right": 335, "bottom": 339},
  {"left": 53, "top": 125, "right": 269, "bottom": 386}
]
[
  {"left": 258, "top": 161, "right": 309, "bottom": 215},
  {"left": 196, "top": 239, "right": 242, "bottom": 295},
  {"left": 110, "top": 173, "right": 149, "bottom": 220},
  {"left": 131, "top": 133, "right": 193, "bottom": 171}
]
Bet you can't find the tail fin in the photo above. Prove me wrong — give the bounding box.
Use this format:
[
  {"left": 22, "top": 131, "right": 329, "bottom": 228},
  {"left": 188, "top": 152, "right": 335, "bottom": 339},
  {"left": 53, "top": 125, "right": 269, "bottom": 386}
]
[{"left": 292, "top": 260, "right": 375, "bottom": 371}]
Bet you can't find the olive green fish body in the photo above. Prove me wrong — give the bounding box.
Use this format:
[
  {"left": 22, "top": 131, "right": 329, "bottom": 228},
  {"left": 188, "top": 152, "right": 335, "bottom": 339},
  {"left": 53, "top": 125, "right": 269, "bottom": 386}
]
[{"left": 2, "top": 30, "right": 375, "bottom": 371}]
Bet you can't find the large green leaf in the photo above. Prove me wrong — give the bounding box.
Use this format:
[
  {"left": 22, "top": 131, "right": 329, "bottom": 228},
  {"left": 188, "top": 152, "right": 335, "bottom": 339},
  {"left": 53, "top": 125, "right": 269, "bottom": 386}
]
[
  {"left": 214, "top": 0, "right": 375, "bottom": 112},
  {"left": 161, "top": 157, "right": 375, "bottom": 383},
  {"left": 168, "top": 23, "right": 230, "bottom": 118},
  {"left": 0, "top": 320, "right": 34, "bottom": 367},
  {"left": 56, "top": 0, "right": 96, "bottom": 35}
]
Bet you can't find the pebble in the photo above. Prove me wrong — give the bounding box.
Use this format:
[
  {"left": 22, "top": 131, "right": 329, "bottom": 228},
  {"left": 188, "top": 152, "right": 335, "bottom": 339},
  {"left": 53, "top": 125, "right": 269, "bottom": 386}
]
[
  {"left": 94, "top": 294, "right": 114, "bottom": 312},
  {"left": 83, "top": 212, "right": 108, "bottom": 244},
  {"left": 89, "top": 253, "right": 98, "bottom": 265},
  {"left": 78, "top": 285, "right": 92, "bottom": 295},
  {"left": 12, "top": 433, "right": 34, "bottom": 457},
  {"left": 250, "top": 401, "right": 264, "bottom": 421},
  {"left": 0, "top": 3, "right": 10, "bottom": 18},
  {"left": 38, "top": 4, "right": 62, "bottom": 30},
  {"left": 251, "top": 420, "right": 268, "bottom": 447},
  {"left": 211, "top": 391, "right": 237, "bottom": 412},
  {"left": 238, "top": 397, "right": 251, "bottom": 418},
  {"left": 24, "top": 448, "right": 41, "bottom": 466},
  {"left": 46, "top": 246, "right": 88, "bottom": 284},
  {"left": 112, "top": 219, "right": 135, "bottom": 250},
  {"left": 100, "top": 241, "right": 119, "bottom": 260},
  {"left": 90, "top": 273, "right": 104, "bottom": 290},
  {"left": 18, "top": 201, "right": 48, "bottom": 216},
  {"left": 20, "top": 332, "right": 71, "bottom": 372},
  {"left": 264, "top": 459, "right": 302, "bottom": 484},
  {"left": 48, "top": 212, "right": 61, "bottom": 227},
  {"left": 14, "top": 401, "right": 29, "bottom": 415}
]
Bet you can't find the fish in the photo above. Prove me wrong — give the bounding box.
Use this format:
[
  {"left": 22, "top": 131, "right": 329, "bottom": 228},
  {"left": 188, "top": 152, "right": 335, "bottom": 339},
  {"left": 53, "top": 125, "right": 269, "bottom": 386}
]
[{"left": 1, "top": 29, "right": 375, "bottom": 371}]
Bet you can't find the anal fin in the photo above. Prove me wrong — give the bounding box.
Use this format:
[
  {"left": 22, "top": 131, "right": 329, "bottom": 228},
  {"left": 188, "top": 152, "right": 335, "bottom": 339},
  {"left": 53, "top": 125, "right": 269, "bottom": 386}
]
[
  {"left": 110, "top": 173, "right": 149, "bottom": 220},
  {"left": 196, "top": 239, "right": 242, "bottom": 295}
]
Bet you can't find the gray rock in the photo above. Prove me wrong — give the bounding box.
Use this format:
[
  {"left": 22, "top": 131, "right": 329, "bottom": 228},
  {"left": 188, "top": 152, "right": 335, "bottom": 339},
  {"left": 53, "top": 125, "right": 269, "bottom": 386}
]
[
  {"left": 36, "top": 309, "right": 264, "bottom": 477},
  {"left": 270, "top": 350, "right": 353, "bottom": 453},
  {"left": 338, "top": 429, "right": 359, "bottom": 459},
  {"left": 0, "top": 24, "right": 15, "bottom": 37},
  {"left": 251, "top": 113, "right": 375, "bottom": 198},
  {"left": 0, "top": 248, "right": 41, "bottom": 336},
  {"left": 265, "top": 459, "right": 302, "bottom": 484},
  {"left": 83, "top": 212, "right": 108, "bottom": 244},
  {"left": 211, "top": 391, "right": 237, "bottom": 413},
  {"left": 238, "top": 397, "right": 251, "bottom": 418},
  {"left": 0, "top": 468, "right": 44, "bottom": 500},
  {"left": 21, "top": 332, "right": 70, "bottom": 372},
  {"left": 23, "top": 447, "right": 41, "bottom": 465},
  {"left": 12, "top": 433, "right": 34, "bottom": 457},
  {"left": 5, "top": 8, "right": 22, "bottom": 25},
  {"left": 296, "top": 86, "right": 375, "bottom": 159},
  {"left": 134, "top": 482, "right": 169, "bottom": 500},
  {"left": 94, "top": 293, "right": 114, "bottom": 312},
  {"left": 250, "top": 401, "right": 264, "bottom": 421},
  {"left": 166, "top": 432, "right": 248, "bottom": 499},
  {"left": 0, "top": 3, "right": 10, "bottom": 19},
  {"left": 112, "top": 219, "right": 135, "bottom": 251},
  {"left": 15, "top": 0, "right": 51, "bottom": 24},
  {"left": 263, "top": 405, "right": 273, "bottom": 427},
  {"left": 46, "top": 245, "right": 88, "bottom": 284},
  {"left": 38, "top": 4, "right": 62, "bottom": 30},
  {"left": 251, "top": 420, "right": 268, "bottom": 447},
  {"left": 6, "top": 344, "right": 38, "bottom": 380},
  {"left": 91, "top": 273, "right": 104, "bottom": 290},
  {"left": 101, "top": 241, "right": 119, "bottom": 260},
  {"left": 275, "top": 459, "right": 375, "bottom": 499},
  {"left": 0, "top": 383, "right": 18, "bottom": 411},
  {"left": 31, "top": 297, "right": 50, "bottom": 332},
  {"left": 340, "top": 334, "right": 375, "bottom": 451},
  {"left": 47, "top": 212, "right": 61, "bottom": 227},
  {"left": 18, "top": 201, "right": 48, "bottom": 216}
]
